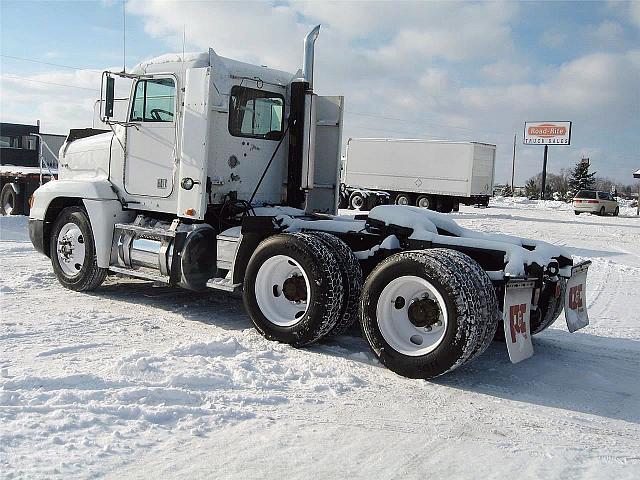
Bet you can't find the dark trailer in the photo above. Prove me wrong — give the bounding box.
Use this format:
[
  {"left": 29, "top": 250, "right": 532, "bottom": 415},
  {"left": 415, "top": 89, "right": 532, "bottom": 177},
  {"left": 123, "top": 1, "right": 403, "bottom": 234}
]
[{"left": 1, "top": 122, "right": 61, "bottom": 215}]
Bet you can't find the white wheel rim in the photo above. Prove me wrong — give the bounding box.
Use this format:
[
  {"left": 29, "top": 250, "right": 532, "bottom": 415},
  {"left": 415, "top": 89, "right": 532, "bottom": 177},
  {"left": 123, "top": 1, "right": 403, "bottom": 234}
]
[
  {"left": 56, "top": 222, "right": 86, "bottom": 277},
  {"left": 254, "top": 255, "right": 311, "bottom": 327},
  {"left": 418, "top": 197, "right": 429, "bottom": 208},
  {"left": 377, "top": 275, "right": 448, "bottom": 356},
  {"left": 352, "top": 195, "right": 363, "bottom": 209},
  {"left": 397, "top": 196, "right": 409, "bottom": 205}
]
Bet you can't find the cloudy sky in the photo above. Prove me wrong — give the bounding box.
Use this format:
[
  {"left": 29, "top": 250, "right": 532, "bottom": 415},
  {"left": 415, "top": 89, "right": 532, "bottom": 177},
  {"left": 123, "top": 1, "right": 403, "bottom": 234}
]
[{"left": 1, "top": 0, "right": 639, "bottom": 184}]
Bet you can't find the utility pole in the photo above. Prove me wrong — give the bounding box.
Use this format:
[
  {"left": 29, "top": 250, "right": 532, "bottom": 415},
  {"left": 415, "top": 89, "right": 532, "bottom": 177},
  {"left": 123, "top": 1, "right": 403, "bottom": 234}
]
[
  {"left": 511, "top": 134, "right": 516, "bottom": 193},
  {"left": 540, "top": 144, "right": 548, "bottom": 200}
]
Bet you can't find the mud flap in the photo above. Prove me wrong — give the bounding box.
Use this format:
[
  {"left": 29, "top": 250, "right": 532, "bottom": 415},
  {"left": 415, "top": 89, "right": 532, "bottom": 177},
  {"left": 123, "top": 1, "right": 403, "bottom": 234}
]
[
  {"left": 565, "top": 260, "right": 591, "bottom": 333},
  {"left": 503, "top": 280, "right": 535, "bottom": 363}
]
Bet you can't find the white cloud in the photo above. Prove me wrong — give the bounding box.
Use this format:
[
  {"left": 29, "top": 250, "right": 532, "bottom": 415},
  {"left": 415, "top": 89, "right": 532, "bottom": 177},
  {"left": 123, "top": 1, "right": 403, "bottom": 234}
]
[
  {"left": 0, "top": 70, "right": 101, "bottom": 133},
  {"left": 482, "top": 61, "right": 532, "bottom": 84},
  {"left": 591, "top": 21, "right": 625, "bottom": 45}
]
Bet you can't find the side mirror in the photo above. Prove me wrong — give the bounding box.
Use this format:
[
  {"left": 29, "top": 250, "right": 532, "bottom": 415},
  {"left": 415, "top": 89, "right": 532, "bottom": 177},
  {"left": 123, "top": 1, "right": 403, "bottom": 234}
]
[{"left": 101, "top": 72, "right": 115, "bottom": 120}]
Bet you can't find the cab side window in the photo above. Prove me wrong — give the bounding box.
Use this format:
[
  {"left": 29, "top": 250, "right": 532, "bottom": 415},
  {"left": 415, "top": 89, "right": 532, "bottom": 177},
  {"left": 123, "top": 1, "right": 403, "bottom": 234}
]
[
  {"left": 228, "top": 85, "right": 284, "bottom": 140},
  {"left": 130, "top": 78, "right": 176, "bottom": 122}
]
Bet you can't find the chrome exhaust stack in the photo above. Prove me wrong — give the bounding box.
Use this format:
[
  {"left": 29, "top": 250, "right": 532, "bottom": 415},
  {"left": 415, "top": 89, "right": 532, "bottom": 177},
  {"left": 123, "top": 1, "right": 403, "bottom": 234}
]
[{"left": 302, "top": 25, "right": 320, "bottom": 90}]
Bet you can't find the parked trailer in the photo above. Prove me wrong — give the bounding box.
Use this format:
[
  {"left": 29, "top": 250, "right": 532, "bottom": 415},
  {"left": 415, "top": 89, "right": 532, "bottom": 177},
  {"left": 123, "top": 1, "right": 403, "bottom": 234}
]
[
  {"left": 28, "top": 26, "right": 591, "bottom": 379},
  {"left": 341, "top": 138, "right": 495, "bottom": 212},
  {"left": 1, "top": 122, "right": 63, "bottom": 216}
]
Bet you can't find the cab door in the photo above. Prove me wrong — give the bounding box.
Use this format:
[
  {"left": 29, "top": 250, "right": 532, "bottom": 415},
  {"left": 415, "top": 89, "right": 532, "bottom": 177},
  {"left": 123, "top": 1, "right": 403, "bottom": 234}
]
[{"left": 125, "top": 76, "right": 177, "bottom": 197}]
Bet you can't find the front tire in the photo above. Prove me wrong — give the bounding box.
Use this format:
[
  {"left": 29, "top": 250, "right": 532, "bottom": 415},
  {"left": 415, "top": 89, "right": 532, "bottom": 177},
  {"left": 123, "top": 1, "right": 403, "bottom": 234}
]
[
  {"left": 360, "top": 249, "right": 499, "bottom": 379},
  {"left": 574, "top": 211, "right": 580, "bottom": 215},
  {"left": 614, "top": 206, "right": 619, "bottom": 216},
  {"left": 50, "top": 207, "right": 107, "bottom": 291},
  {"left": 243, "top": 233, "right": 344, "bottom": 347}
]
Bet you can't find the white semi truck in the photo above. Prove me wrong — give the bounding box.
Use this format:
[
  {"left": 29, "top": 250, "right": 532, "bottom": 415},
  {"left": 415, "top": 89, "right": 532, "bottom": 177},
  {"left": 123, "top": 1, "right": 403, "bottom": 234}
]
[
  {"left": 341, "top": 138, "right": 495, "bottom": 212},
  {"left": 29, "top": 26, "right": 591, "bottom": 379}
]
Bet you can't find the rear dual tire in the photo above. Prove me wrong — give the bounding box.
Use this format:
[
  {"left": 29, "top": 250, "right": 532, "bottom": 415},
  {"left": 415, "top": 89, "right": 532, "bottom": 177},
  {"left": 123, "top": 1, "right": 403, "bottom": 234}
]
[
  {"left": 360, "top": 249, "right": 499, "bottom": 379},
  {"left": 243, "top": 232, "right": 362, "bottom": 347}
]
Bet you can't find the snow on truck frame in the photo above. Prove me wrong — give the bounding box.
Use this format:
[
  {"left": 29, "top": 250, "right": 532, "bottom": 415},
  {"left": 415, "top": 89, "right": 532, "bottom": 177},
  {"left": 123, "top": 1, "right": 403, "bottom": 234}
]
[{"left": 28, "top": 26, "right": 591, "bottom": 379}]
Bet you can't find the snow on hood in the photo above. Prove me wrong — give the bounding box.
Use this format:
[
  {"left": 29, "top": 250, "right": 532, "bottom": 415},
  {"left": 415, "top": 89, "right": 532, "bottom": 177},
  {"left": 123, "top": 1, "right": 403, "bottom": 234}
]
[{"left": 369, "top": 205, "right": 571, "bottom": 276}]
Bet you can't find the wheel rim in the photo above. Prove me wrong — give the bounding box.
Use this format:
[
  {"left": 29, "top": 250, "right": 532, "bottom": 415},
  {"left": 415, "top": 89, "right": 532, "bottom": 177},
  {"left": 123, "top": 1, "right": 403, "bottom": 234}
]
[
  {"left": 255, "top": 255, "right": 311, "bottom": 327},
  {"left": 56, "top": 222, "right": 86, "bottom": 277},
  {"left": 396, "top": 195, "right": 409, "bottom": 206},
  {"left": 377, "top": 275, "right": 448, "bottom": 356},
  {"left": 351, "top": 195, "right": 363, "bottom": 209},
  {"left": 417, "top": 197, "right": 430, "bottom": 208}
]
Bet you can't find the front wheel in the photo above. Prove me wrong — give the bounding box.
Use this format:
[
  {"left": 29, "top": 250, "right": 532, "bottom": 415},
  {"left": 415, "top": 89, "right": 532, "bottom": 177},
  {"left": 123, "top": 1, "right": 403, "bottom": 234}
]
[
  {"left": 574, "top": 211, "right": 580, "bottom": 215},
  {"left": 50, "top": 207, "right": 107, "bottom": 291},
  {"left": 360, "top": 249, "right": 499, "bottom": 379},
  {"left": 614, "top": 206, "right": 619, "bottom": 216}
]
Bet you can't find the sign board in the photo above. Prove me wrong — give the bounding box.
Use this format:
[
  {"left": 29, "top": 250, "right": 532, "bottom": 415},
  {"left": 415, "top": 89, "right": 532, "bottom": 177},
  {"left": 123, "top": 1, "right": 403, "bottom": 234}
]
[{"left": 523, "top": 121, "right": 571, "bottom": 145}]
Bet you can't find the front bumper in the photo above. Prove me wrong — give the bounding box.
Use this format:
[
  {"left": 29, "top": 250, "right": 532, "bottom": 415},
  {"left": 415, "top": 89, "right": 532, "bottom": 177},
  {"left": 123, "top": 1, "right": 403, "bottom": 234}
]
[{"left": 29, "top": 218, "right": 46, "bottom": 256}]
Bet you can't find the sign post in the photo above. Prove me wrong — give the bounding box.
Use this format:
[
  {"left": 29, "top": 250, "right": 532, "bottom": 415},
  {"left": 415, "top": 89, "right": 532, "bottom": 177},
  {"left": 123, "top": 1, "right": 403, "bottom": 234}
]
[{"left": 523, "top": 121, "right": 572, "bottom": 199}]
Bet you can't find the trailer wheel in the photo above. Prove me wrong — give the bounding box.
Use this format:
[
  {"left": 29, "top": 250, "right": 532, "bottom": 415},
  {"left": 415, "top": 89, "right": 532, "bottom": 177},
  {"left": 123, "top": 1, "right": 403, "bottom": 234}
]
[
  {"left": 0, "top": 183, "right": 23, "bottom": 216},
  {"left": 308, "top": 232, "right": 363, "bottom": 337},
  {"left": 394, "top": 193, "right": 411, "bottom": 206},
  {"left": 50, "top": 207, "right": 107, "bottom": 291},
  {"left": 244, "top": 233, "right": 344, "bottom": 347},
  {"left": 360, "top": 249, "right": 498, "bottom": 379},
  {"left": 416, "top": 195, "right": 431, "bottom": 209},
  {"left": 349, "top": 191, "right": 365, "bottom": 210}
]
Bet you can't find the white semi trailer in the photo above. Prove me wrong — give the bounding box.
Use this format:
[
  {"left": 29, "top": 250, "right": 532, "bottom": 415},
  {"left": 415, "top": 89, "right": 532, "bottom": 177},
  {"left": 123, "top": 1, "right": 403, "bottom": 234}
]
[
  {"left": 341, "top": 138, "right": 495, "bottom": 212},
  {"left": 29, "top": 26, "right": 591, "bottom": 379}
]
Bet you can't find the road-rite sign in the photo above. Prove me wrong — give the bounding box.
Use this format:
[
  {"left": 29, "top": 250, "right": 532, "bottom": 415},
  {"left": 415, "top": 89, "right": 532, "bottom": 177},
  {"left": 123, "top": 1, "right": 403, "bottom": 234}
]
[{"left": 523, "top": 121, "right": 572, "bottom": 145}]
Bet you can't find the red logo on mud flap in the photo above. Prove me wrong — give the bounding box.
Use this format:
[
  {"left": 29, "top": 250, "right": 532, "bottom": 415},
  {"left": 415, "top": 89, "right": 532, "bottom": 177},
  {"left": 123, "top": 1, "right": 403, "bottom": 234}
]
[
  {"left": 509, "top": 304, "right": 528, "bottom": 343},
  {"left": 568, "top": 284, "right": 584, "bottom": 311}
]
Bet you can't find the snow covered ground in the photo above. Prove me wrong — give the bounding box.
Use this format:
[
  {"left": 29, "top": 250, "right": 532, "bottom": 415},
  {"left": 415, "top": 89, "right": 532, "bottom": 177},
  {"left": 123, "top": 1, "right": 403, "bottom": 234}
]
[{"left": 1, "top": 200, "right": 639, "bottom": 479}]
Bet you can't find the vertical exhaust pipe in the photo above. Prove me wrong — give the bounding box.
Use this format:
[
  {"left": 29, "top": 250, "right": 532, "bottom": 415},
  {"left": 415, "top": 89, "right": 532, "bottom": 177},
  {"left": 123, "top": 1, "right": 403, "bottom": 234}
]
[
  {"left": 303, "top": 25, "right": 320, "bottom": 90},
  {"left": 287, "top": 25, "right": 321, "bottom": 209}
]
